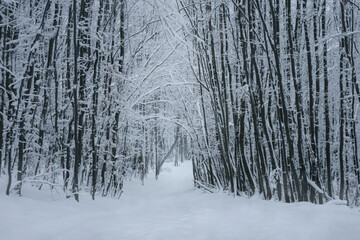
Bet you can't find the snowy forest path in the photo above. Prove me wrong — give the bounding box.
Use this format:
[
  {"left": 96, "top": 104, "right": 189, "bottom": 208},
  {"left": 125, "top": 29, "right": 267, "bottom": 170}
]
[{"left": 1, "top": 161, "right": 360, "bottom": 240}]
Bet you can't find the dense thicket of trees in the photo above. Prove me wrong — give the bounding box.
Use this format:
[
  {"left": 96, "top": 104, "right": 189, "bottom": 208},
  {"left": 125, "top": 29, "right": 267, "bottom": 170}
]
[
  {"left": 178, "top": 0, "right": 360, "bottom": 206},
  {"left": 1, "top": 0, "right": 359, "bottom": 206},
  {"left": 0, "top": 0, "right": 190, "bottom": 201}
]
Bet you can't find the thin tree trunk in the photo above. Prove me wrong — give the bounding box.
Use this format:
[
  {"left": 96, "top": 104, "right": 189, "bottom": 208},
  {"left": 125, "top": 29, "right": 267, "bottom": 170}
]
[
  {"left": 72, "top": 0, "right": 80, "bottom": 202},
  {"left": 321, "top": 0, "right": 332, "bottom": 198}
]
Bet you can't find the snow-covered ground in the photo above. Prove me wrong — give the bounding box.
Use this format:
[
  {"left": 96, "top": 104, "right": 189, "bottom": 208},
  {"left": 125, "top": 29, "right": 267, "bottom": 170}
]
[{"left": 1, "top": 161, "right": 359, "bottom": 240}]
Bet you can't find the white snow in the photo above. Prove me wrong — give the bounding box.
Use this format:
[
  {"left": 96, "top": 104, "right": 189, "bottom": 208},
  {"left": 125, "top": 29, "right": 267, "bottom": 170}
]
[{"left": 1, "top": 161, "right": 359, "bottom": 240}]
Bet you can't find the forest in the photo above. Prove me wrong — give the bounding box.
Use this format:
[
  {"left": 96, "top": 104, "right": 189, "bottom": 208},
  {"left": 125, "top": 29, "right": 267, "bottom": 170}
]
[{"left": 0, "top": 0, "right": 360, "bottom": 208}]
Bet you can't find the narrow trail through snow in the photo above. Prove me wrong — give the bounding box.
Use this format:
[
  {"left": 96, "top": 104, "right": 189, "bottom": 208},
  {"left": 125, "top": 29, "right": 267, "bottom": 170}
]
[{"left": 1, "top": 161, "right": 360, "bottom": 240}]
